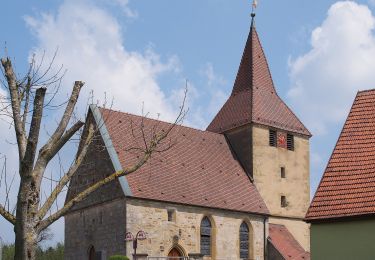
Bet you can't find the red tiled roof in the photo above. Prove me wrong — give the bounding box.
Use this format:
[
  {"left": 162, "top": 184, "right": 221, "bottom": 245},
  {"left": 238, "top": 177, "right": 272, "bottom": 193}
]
[
  {"left": 306, "top": 89, "right": 375, "bottom": 220},
  {"left": 100, "top": 108, "right": 269, "bottom": 215},
  {"left": 268, "top": 224, "right": 310, "bottom": 260},
  {"left": 207, "top": 22, "right": 311, "bottom": 136}
]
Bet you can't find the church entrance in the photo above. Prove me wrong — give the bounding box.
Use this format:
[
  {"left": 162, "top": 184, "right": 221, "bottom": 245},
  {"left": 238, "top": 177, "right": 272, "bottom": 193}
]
[
  {"left": 168, "top": 247, "right": 182, "bottom": 258},
  {"left": 88, "top": 246, "right": 95, "bottom": 260}
]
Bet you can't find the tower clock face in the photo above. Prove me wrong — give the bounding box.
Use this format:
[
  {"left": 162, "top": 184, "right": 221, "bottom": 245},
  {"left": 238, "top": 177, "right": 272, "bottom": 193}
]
[{"left": 277, "top": 132, "right": 287, "bottom": 148}]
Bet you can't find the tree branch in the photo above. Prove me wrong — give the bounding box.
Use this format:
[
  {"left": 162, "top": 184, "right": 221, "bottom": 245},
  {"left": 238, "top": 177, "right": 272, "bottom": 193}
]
[
  {"left": 44, "top": 120, "right": 85, "bottom": 162},
  {"left": 21, "top": 76, "right": 31, "bottom": 132},
  {"left": 22, "top": 87, "right": 46, "bottom": 176},
  {"left": 33, "top": 81, "right": 84, "bottom": 187},
  {"left": 38, "top": 124, "right": 171, "bottom": 231},
  {"left": 0, "top": 203, "right": 16, "bottom": 225},
  {"left": 40, "top": 81, "right": 84, "bottom": 157},
  {"left": 37, "top": 122, "right": 94, "bottom": 220},
  {"left": 1, "top": 58, "right": 27, "bottom": 161}
]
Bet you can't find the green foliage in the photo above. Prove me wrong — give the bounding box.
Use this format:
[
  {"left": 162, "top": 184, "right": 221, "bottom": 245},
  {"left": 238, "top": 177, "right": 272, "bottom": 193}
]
[
  {"left": 1, "top": 243, "right": 64, "bottom": 260},
  {"left": 2, "top": 244, "right": 15, "bottom": 260},
  {"left": 109, "top": 256, "right": 130, "bottom": 260}
]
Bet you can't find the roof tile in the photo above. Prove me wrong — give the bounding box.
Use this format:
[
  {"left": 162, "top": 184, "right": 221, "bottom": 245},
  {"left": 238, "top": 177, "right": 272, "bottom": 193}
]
[
  {"left": 100, "top": 108, "right": 269, "bottom": 215},
  {"left": 306, "top": 89, "right": 375, "bottom": 220},
  {"left": 268, "top": 224, "right": 310, "bottom": 260},
  {"left": 207, "top": 24, "right": 310, "bottom": 136}
]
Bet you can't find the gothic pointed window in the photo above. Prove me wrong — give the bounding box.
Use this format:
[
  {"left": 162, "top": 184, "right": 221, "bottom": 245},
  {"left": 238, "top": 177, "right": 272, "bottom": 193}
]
[
  {"left": 200, "top": 217, "right": 212, "bottom": 256},
  {"left": 239, "top": 222, "right": 249, "bottom": 259}
]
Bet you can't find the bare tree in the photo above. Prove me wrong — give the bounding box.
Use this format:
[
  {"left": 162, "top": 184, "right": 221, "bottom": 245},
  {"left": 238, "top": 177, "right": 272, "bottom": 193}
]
[{"left": 0, "top": 55, "right": 187, "bottom": 260}]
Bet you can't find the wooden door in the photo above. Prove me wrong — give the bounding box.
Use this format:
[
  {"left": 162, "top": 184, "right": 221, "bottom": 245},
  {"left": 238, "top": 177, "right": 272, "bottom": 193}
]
[
  {"left": 168, "top": 248, "right": 182, "bottom": 258},
  {"left": 88, "top": 246, "right": 95, "bottom": 260}
]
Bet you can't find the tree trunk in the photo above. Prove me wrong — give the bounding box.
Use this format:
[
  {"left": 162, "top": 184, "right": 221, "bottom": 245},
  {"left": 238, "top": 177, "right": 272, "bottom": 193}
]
[
  {"left": 14, "top": 230, "right": 37, "bottom": 260},
  {"left": 14, "top": 179, "right": 39, "bottom": 260}
]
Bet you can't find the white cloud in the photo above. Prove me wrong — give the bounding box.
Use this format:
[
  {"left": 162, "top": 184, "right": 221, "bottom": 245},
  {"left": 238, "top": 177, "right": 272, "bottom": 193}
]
[
  {"left": 0, "top": 0, "right": 231, "bottom": 245},
  {"left": 111, "top": 0, "right": 138, "bottom": 18},
  {"left": 24, "top": 0, "right": 181, "bottom": 122},
  {"left": 0, "top": 0, "right": 185, "bottom": 245},
  {"left": 288, "top": 1, "right": 375, "bottom": 135},
  {"left": 200, "top": 63, "right": 228, "bottom": 116}
]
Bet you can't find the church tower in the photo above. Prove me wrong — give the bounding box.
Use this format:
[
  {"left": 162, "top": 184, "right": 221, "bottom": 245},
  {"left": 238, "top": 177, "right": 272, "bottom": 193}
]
[{"left": 207, "top": 14, "right": 311, "bottom": 251}]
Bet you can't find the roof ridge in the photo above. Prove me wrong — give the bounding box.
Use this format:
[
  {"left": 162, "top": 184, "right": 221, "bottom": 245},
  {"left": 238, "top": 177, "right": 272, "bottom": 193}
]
[
  {"left": 98, "top": 106, "right": 225, "bottom": 138},
  {"left": 358, "top": 88, "right": 375, "bottom": 93}
]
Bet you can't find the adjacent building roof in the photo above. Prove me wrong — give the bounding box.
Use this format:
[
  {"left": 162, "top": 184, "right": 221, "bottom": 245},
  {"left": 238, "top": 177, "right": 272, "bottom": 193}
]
[
  {"left": 99, "top": 108, "right": 269, "bottom": 215},
  {"left": 206, "top": 20, "right": 310, "bottom": 136},
  {"left": 306, "top": 89, "right": 375, "bottom": 221},
  {"left": 268, "top": 224, "right": 310, "bottom": 260}
]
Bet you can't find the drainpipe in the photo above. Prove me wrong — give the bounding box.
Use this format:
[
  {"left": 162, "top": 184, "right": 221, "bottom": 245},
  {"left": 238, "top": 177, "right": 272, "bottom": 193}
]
[
  {"left": 124, "top": 199, "right": 127, "bottom": 257},
  {"left": 263, "top": 217, "right": 267, "bottom": 260}
]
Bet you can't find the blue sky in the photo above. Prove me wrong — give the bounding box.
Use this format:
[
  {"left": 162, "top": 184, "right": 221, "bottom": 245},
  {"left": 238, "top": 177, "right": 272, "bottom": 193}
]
[{"left": 1, "top": 0, "right": 375, "bottom": 245}]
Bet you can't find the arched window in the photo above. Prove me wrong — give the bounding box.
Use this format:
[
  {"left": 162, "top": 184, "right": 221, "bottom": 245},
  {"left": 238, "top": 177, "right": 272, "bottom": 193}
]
[
  {"left": 88, "top": 245, "right": 95, "bottom": 260},
  {"left": 200, "top": 216, "right": 212, "bottom": 256},
  {"left": 240, "top": 222, "right": 249, "bottom": 259}
]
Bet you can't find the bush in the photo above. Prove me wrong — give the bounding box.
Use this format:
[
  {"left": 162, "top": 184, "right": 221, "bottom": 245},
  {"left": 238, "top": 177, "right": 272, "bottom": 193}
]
[{"left": 109, "top": 256, "right": 129, "bottom": 260}]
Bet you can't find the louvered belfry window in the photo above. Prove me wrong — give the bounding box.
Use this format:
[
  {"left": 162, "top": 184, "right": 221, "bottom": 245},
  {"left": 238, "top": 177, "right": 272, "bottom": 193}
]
[
  {"left": 287, "top": 134, "right": 294, "bottom": 151},
  {"left": 239, "top": 222, "right": 250, "bottom": 259},
  {"left": 269, "top": 129, "right": 277, "bottom": 147},
  {"left": 200, "top": 217, "right": 212, "bottom": 256}
]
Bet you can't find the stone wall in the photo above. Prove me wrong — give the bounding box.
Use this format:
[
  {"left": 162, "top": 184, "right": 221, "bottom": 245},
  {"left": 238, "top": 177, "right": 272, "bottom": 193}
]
[
  {"left": 126, "top": 198, "right": 266, "bottom": 260},
  {"left": 64, "top": 199, "right": 126, "bottom": 260},
  {"left": 252, "top": 125, "right": 310, "bottom": 251},
  {"left": 66, "top": 114, "right": 125, "bottom": 212}
]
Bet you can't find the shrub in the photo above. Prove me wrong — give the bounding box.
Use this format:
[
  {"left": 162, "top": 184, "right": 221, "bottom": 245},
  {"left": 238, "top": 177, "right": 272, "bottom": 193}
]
[{"left": 109, "top": 256, "right": 130, "bottom": 260}]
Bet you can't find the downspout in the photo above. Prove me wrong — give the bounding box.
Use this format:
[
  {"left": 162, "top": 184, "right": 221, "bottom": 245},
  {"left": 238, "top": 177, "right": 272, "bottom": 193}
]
[
  {"left": 263, "top": 217, "right": 267, "bottom": 260},
  {"left": 124, "top": 198, "right": 127, "bottom": 257}
]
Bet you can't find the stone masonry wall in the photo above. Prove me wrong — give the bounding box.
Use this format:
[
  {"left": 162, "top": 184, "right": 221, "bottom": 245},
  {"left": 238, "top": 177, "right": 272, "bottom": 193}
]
[
  {"left": 64, "top": 199, "right": 126, "bottom": 260},
  {"left": 126, "top": 198, "right": 266, "bottom": 260},
  {"left": 252, "top": 125, "right": 310, "bottom": 251}
]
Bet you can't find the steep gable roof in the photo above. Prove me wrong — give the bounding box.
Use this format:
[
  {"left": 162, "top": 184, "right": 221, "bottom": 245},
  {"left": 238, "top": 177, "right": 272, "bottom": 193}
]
[
  {"left": 306, "top": 89, "right": 375, "bottom": 221},
  {"left": 207, "top": 19, "right": 310, "bottom": 136},
  {"left": 268, "top": 224, "right": 310, "bottom": 260},
  {"left": 98, "top": 108, "right": 269, "bottom": 215}
]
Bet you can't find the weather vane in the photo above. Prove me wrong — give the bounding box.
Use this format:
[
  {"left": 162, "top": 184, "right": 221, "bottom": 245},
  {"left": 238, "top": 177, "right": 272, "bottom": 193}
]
[{"left": 251, "top": 0, "right": 258, "bottom": 17}]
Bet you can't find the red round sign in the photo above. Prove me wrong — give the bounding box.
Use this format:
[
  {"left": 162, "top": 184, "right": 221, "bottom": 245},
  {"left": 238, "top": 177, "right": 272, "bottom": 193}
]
[
  {"left": 137, "top": 230, "right": 147, "bottom": 241},
  {"left": 125, "top": 232, "right": 134, "bottom": 241}
]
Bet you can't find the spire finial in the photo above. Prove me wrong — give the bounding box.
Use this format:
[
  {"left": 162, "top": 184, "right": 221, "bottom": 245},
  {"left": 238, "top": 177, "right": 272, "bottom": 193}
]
[
  {"left": 251, "top": 0, "right": 258, "bottom": 16},
  {"left": 251, "top": 0, "right": 258, "bottom": 26}
]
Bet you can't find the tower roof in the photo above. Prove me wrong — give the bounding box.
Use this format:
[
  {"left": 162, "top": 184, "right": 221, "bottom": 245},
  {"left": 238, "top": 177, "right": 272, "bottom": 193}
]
[{"left": 207, "top": 18, "right": 311, "bottom": 136}]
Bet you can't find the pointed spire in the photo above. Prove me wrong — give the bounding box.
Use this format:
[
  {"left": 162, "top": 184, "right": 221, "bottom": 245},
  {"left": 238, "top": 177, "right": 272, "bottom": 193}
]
[
  {"left": 207, "top": 12, "right": 311, "bottom": 137},
  {"left": 231, "top": 13, "right": 276, "bottom": 95}
]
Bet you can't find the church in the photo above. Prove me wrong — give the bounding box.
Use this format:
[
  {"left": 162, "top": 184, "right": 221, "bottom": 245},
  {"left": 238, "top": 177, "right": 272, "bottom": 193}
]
[{"left": 65, "top": 12, "right": 311, "bottom": 260}]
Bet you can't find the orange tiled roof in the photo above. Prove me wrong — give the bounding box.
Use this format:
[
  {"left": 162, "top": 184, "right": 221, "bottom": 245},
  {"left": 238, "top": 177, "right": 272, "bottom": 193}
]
[
  {"left": 207, "top": 21, "right": 310, "bottom": 136},
  {"left": 268, "top": 224, "right": 310, "bottom": 260},
  {"left": 306, "top": 89, "right": 375, "bottom": 220},
  {"left": 100, "top": 108, "right": 269, "bottom": 215}
]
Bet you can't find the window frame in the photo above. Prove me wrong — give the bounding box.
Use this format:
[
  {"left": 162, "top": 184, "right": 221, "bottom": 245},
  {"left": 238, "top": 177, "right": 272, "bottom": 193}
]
[
  {"left": 281, "top": 195, "right": 287, "bottom": 208},
  {"left": 167, "top": 209, "right": 176, "bottom": 222},
  {"left": 269, "top": 129, "right": 277, "bottom": 147},
  {"left": 280, "top": 167, "right": 286, "bottom": 179},
  {"left": 200, "top": 216, "right": 212, "bottom": 256},
  {"left": 287, "top": 133, "right": 294, "bottom": 151},
  {"left": 239, "top": 222, "right": 250, "bottom": 259}
]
